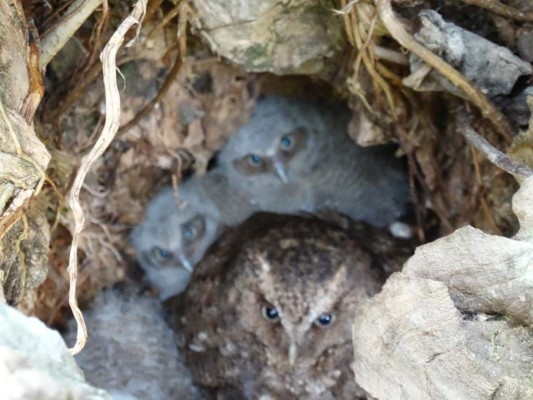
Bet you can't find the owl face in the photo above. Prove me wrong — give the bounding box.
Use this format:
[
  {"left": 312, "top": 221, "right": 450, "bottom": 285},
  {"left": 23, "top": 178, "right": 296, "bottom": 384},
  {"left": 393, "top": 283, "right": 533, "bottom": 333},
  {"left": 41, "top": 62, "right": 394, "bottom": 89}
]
[
  {"left": 131, "top": 179, "right": 221, "bottom": 299},
  {"left": 221, "top": 220, "right": 379, "bottom": 397},
  {"left": 218, "top": 97, "right": 325, "bottom": 194},
  {"left": 236, "top": 243, "right": 372, "bottom": 371},
  {"left": 231, "top": 126, "right": 308, "bottom": 184}
]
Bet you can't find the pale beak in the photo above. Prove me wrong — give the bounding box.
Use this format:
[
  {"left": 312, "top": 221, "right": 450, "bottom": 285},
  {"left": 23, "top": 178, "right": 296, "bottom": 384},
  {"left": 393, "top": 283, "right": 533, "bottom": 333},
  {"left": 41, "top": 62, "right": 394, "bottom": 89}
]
[
  {"left": 288, "top": 342, "right": 298, "bottom": 367},
  {"left": 272, "top": 158, "right": 288, "bottom": 184},
  {"left": 178, "top": 254, "right": 194, "bottom": 272}
]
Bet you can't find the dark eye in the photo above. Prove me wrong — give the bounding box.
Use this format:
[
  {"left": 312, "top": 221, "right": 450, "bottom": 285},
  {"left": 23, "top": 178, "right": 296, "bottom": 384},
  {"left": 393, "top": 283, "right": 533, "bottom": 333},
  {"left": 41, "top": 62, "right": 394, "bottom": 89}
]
[
  {"left": 152, "top": 247, "right": 172, "bottom": 262},
  {"left": 279, "top": 135, "right": 294, "bottom": 151},
  {"left": 314, "top": 313, "right": 334, "bottom": 328},
  {"left": 182, "top": 226, "right": 197, "bottom": 241},
  {"left": 247, "top": 154, "right": 263, "bottom": 167},
  {"left": 261, "top": 305, "right": 280, "bottom": 322}
]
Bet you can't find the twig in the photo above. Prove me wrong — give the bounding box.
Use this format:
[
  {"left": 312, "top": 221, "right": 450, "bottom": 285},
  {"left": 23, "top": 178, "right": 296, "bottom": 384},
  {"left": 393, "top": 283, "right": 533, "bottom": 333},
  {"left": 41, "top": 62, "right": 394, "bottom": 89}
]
[
  {"left": 376, "top": 0, "right": 514, "bottom": 143},
  {"left": 49, "top": 55, "right": 136, "bottom": 127},
  {"left": 457, "top": 113, "right": 533, "bottom": 177},
  {"left": 461, "top": 0, "right": 533, "bottom": 22},
  {"left": 373, "top": 45, "right": 409, "bottom": 66},
  {"left": 40, "top": 0, "right": 104, "bottom": 70},
  {"left": 118, "top": 1, "right": 189, "bottom": 134},
  {"left": 66, "top": 0, "right": 146, "bottom": 356},
  {"left": 117, "top": 54, "right": 183, "bottom": 134},
  {"left": 146, "top": 1, "right": 182, "bottom": 39}
]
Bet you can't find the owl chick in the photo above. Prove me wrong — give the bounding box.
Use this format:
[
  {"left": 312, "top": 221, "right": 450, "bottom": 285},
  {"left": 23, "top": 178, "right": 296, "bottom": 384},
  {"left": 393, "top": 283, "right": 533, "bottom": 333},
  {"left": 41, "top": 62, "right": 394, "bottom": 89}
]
[
  {"left": 217, "top": 96, "right": 409, "bottom": 228},
  {"left": 64, "top": 286, "right": 200, "bottom": 400},
  {"left": 173, "top": 216, "right": 382, "bottom": 399},
  {"left": 130, "top": 173, "right": 255, "bottom": 300}
]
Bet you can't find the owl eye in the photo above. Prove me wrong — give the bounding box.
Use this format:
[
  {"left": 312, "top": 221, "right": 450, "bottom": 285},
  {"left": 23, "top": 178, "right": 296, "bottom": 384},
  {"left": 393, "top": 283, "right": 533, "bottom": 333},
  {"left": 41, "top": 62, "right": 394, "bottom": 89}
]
[
  {"left": 279, "top": 135, "right": 294, "bottom": 151},
  {"left": 153, "top": 247, "right": 172, "bottom": 262},
  {"left": 182, "top": 226, "right": 197, "bottom": 241},
  {"left": 314, "top": 313, "right": 335, "bottom": 328},
  {"left": 247, "top": 154, "right": 263, "bottom": 167},
  {"left": 261, "top": 305, "right": 280, "bottom": 323}
]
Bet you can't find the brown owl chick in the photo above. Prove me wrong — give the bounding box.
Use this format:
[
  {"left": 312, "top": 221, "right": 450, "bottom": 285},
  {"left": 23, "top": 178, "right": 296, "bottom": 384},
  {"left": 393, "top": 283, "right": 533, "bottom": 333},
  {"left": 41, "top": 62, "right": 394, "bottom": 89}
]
[{"left": 173, "top": 216, "right": 383, "bottom": 400}]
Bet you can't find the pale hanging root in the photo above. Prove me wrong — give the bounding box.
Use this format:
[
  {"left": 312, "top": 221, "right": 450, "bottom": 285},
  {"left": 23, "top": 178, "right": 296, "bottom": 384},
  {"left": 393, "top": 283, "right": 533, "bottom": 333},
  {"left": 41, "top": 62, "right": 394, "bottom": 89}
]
[
  {"left": 338, "top": 0, "right": 398, "bottom": 120},
  {"left": 375, "top": 0, "right": 514, "bottom": 142},
  {"left": 457, "top": 112, "right": 533, "bottom": 178},
  {"left": 67, "top": 0, "right": 146, "bottom": 356}
]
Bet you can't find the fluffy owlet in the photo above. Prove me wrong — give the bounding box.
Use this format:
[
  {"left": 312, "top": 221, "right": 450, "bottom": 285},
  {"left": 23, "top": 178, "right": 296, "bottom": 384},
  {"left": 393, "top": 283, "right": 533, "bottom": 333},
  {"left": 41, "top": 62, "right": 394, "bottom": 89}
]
[
  {"left": 130, "top": 173, "right": 256, "bottom": 300},
  {"left": 64, "top": 286, "right": 200, "bottom": 400},
  {"left": 172, "top": 215, "right": 384, "bottom": 399},
  {"left": 217, "top": 96, "right": 409, "bottom": 228}
]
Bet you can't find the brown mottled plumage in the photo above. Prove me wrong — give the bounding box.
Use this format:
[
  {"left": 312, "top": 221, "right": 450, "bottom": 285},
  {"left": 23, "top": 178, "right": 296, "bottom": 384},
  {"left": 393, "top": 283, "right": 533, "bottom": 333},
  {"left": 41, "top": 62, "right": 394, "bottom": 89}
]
[{"left": 172, "top": 215, "right": 397, "bottom": 400}]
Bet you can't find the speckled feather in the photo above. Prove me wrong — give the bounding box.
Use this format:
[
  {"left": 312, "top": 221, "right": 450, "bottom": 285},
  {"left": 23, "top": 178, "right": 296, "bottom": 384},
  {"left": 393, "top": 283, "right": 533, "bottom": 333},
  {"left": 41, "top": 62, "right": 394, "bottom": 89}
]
[{"left": 171, "top": 215, "right": 391, "bottom": 399}]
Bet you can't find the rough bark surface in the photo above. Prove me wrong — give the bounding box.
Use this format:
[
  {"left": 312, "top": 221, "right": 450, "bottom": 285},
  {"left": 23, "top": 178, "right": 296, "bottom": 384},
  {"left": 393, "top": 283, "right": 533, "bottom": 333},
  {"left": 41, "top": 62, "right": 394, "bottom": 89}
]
[{"left": 0, "top": 2, "right": 51, "bottom": 305}]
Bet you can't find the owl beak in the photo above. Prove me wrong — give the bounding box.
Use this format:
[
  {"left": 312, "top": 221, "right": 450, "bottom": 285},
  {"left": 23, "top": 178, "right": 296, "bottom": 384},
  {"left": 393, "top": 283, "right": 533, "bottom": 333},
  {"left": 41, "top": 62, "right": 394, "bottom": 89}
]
[
  {"left": 178, "top": 254, "right": 194, "bottom": 272},
  {"left": 288, "top": 342, "right": 298, "bottom": 367},
  {"left": 272, "top": 158, "right": 289, "bottom": 184}
]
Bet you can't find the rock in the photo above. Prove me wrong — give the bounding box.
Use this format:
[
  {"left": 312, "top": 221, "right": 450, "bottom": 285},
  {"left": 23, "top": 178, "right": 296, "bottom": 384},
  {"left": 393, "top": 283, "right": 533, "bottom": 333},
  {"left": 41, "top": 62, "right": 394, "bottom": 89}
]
[
  {"left": 352, "top": 275, "right": 533, "bottom": 400},
  {"left": 403, "top": 226, "right": 533, "bottom": 326},
  {"left": 405, "top": 10, "right": 532, "bottom": 99},
  {"left": 352, "top": 177, "right": 533, "bottom": 399},
  {"left": 190, "top": 0, "right": 344, "bottom": 74},
  {"left": 513, "top": 174, "right": 533, "bottom": 241},
  {"left": 0, "top": 303, "right": 111, "bottom": 400}
]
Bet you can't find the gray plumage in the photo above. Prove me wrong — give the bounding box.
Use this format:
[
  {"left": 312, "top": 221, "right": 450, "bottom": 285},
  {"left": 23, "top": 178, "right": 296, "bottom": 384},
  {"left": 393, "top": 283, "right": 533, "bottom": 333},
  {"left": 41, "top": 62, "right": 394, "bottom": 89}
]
[
  {"left": 64, "top": 287, "right": 199, "bottom": 400},
  {"left": 217, "top": 96, "right": 409, "bottom": 228},
  {"left": 130, "top": 174, "right": 255, "bottom": 300}
]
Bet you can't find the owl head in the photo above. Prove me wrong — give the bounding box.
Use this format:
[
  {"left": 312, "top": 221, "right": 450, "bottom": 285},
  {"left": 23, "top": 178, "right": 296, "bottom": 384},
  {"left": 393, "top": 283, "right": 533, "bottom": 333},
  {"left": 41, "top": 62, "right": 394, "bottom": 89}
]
[
  {"left": 130, "top": 176, "right": 222, "bottom": 299},
  {"left": 229, "top": 220, "right": 380, "bottom": 395},
  {"left": 217, "top": 97, "right": 330, "bottom": 195}
]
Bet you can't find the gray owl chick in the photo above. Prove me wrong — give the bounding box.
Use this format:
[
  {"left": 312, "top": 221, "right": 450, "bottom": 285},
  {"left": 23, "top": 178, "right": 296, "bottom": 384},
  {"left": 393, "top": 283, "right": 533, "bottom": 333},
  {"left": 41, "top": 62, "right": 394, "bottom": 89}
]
[
  {"left": 64, "top": 287, "right": 199, "bottom": 400},
  {"left": 217, "top": 96, "right": 409, "bottom": 228},
  {"left": 131, "top": 174, "right": 255, "bottom": 300},
  {"left": 173, "top": 216, "right": 382, "bottom": 399}
]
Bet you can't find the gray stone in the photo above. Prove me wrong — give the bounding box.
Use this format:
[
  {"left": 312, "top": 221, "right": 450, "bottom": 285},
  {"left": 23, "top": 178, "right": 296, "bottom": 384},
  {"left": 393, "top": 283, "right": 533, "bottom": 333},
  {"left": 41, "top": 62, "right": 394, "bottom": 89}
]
[{"left": 191, "top": 0, "right": 344, "bottom": 74}]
